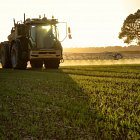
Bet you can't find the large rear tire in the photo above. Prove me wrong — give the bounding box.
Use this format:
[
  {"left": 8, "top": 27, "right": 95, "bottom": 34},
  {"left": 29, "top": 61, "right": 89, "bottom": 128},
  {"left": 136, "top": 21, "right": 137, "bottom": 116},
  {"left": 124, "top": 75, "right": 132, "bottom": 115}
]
[
  {"left": 11, "top": 43, "right": 27, "bottom": 69},
  {"left": 1, "top": 44, "right": 12, "bottom": 68},
  {"left": 44, "top": 59, "right": 60, "bottom": 69},
  {"left": 30, "top": 60, "right": 43, "bottom": 68}
]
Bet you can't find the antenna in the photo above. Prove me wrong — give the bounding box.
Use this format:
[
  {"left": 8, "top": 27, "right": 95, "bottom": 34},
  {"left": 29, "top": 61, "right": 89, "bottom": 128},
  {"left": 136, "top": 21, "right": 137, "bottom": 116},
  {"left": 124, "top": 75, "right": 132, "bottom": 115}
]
[
  {"left": 24, "top": 13, "right": 25, "bottom": 23},
  {"left": 13, "top": 18, "right": 15, "bottom": 26}
]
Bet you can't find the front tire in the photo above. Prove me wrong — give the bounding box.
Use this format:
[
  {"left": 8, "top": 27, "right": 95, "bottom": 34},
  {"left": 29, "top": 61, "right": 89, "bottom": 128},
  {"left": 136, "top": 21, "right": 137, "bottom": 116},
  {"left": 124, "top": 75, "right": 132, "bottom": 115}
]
[
  {"left": 1, "top": 44, "right": 12, "bottom": 68},
  {"left": 11, "top": 43, "right": 27, "bottom": 69},
  {"left": 30, "top": 60, "right": 43, "bottom": 68},
  {"left": 44, "top": 59, "right": 60, "bottom": 69}
]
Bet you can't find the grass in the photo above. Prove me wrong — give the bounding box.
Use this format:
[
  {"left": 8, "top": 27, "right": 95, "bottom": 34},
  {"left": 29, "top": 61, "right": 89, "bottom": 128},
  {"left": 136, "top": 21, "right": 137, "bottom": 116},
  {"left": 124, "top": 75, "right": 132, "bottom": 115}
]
[{"left": 0, "top": 64, "right": 140, "bottom": 139}]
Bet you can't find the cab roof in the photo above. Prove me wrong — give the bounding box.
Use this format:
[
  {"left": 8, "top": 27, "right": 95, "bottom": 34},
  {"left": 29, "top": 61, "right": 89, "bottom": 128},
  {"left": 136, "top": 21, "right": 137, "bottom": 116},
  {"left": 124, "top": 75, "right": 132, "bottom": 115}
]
[{"left": 25, "top": 17, "right": 58, "bottom": 25}]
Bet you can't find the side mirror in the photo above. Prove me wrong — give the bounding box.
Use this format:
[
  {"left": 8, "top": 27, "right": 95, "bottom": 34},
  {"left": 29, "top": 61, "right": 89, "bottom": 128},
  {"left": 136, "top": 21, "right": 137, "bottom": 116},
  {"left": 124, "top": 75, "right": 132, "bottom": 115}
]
[
  {"left": 68, "top": 34, "right": 72, "bottom": 39},
  {"left": 68, "top": 27, "right": 72, "bottom": 39},
  {"left": 68, "top": 27, "right": 71, "bottom": 34}
]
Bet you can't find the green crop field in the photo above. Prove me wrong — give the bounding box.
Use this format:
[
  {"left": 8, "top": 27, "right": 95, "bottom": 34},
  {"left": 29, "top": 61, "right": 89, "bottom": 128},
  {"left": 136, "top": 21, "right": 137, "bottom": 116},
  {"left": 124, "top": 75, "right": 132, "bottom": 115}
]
[{"left": 0, "top": 64, "right": 140, "bottom": 139}]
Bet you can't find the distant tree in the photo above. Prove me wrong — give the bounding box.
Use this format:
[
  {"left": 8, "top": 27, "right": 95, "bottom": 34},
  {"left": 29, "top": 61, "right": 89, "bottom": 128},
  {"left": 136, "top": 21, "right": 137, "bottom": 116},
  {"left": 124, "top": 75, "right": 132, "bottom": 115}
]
[{"left": 119, "top": 9, "right": 140, "bottom": 45}]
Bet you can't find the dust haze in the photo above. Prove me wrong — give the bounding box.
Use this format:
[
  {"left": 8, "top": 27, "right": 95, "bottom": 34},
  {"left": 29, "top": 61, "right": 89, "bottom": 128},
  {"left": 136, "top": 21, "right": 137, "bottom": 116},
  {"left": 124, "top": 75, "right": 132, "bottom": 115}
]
[
  {"left": 60, "top": 59, "right": 140, "bottom": 66},
  {"left": 0, "top": 59, "right": 140, "bottom": 69}
]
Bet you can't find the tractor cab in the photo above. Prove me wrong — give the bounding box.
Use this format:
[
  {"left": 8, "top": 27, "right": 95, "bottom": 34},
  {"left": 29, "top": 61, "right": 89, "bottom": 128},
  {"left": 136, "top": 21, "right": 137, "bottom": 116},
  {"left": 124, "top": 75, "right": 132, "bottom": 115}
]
[{"left": 25, "top": 17, "right": 60, "bottom": 50}]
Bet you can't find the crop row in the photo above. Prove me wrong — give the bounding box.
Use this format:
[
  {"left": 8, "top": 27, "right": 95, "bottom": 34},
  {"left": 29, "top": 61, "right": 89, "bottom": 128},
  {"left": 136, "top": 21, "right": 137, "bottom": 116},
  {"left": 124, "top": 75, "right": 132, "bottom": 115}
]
[
  {"left": 60, "top": 65, "right": 140, "bottom": 139},
  {"left": 60, "top": 65, "right": 140, "bottom": 80}
]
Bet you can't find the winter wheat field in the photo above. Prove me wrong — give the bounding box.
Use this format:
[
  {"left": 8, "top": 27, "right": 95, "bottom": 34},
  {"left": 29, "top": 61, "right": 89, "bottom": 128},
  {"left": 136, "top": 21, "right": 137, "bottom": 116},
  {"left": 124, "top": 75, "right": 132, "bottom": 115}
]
[{"left": 0, "top": 60, "right": 140, "bottom": 139}]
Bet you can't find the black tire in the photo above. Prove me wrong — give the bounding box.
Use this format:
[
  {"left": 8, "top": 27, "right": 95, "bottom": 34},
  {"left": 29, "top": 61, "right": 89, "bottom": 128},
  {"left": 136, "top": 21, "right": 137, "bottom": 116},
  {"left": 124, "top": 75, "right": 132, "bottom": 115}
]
[
  {"left": 1, "top": 44, "right": 12, "bottom": 68},
  {"left": 44, "top": 59, "right": 60, "bottom": 69},
  {"left": 30, "top": 60, "right": 43, "bottom": 68},
  {"left": 11, "top": 43, "right": 27, "bottom": 69}
]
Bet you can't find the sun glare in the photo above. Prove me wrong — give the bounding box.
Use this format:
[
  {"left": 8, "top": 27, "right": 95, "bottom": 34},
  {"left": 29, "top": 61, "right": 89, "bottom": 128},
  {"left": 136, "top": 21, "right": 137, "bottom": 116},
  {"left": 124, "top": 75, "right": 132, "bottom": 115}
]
[{"left": 42, "top": 26, "right": 51, "bottom": 31}]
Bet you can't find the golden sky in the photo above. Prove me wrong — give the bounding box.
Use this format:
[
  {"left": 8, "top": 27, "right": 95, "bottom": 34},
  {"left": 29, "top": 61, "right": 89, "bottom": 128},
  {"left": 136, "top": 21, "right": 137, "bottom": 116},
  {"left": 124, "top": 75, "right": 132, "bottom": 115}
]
[{"left": 0, "top": 0, "right": 139, "bottom": 47}]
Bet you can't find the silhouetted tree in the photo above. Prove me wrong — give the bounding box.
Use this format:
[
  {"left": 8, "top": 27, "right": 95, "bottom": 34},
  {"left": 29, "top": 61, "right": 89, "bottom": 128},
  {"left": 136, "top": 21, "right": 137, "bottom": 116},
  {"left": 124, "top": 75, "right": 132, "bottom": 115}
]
[{"left": 119, "top": 9, "right": 140, "bottom": 45}]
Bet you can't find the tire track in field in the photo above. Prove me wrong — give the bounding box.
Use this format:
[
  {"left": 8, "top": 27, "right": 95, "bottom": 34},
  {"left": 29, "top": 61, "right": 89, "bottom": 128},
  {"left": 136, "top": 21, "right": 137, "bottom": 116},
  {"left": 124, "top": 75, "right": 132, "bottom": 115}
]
[
  {"left": 62, "top": 68, "right": 140, "bottom": 75},
  {"left": 62, "top": 71, "right": 140, "bottom": 80},
  {"left": 61, "top": 68, "right": 140, "bottom": 80},
  {"left": 42, "top": 68, "right": 140, "bottom": 80}
]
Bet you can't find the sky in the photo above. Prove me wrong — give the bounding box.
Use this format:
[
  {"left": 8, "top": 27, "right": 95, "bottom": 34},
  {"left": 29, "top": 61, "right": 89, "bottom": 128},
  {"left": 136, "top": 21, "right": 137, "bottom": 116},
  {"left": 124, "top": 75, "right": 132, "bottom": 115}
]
[{"left": 0, "top": 0, "right": 139, "bottom": 48}]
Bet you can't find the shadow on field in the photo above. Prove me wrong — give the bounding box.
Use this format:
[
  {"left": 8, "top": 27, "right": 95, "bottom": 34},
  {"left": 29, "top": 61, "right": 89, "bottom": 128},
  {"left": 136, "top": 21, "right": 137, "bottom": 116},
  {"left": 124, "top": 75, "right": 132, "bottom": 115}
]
[
  {"left": 0, "top": 67, "right": 98, "bottom": 139},
  {"left": 30, "top": 67, "right": 99, "bottom": 139}
]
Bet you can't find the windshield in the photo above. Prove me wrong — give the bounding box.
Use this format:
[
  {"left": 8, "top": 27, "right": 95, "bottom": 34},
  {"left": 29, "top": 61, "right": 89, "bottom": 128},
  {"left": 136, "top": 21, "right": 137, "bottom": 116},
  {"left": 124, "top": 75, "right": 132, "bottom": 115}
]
[{"left": 30, "top": 25, "right": 58, "bottom": 49}]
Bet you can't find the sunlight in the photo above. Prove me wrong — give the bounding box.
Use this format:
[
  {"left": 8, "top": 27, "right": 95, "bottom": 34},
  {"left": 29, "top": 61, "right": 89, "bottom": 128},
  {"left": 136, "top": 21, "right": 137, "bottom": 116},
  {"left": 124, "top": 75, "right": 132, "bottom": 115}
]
[
  {"left": 0, "top": 0, "right": 139, "bottom": 47},
  {"left": 42, "top": 26, "right": 51, "bottom": 31}
]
